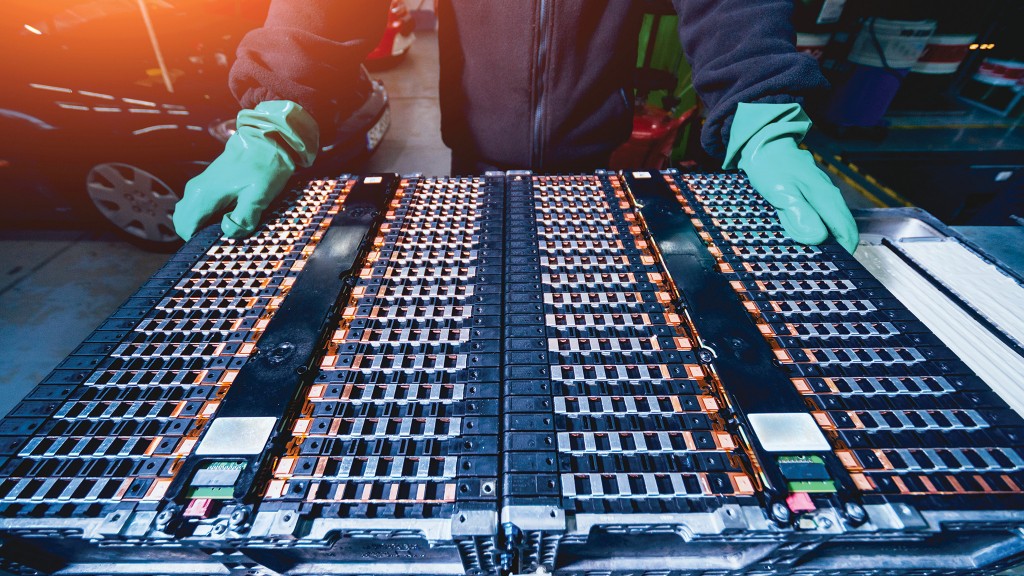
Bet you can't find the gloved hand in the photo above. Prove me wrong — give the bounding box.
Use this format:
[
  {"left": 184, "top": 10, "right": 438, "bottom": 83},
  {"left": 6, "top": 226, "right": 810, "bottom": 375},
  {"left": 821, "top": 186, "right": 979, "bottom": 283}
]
[
  {"left": 173, "top": 100, "right": 319, "bottom": 241},
  {"left": 724, "top": 103, "right": 859, "bottom": 253}
]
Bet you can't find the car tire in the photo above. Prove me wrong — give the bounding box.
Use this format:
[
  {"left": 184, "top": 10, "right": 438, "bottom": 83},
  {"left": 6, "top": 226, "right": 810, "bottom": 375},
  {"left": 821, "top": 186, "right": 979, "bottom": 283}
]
[{"left": 85, "top": 162, "right": 183, "bottom": 251}]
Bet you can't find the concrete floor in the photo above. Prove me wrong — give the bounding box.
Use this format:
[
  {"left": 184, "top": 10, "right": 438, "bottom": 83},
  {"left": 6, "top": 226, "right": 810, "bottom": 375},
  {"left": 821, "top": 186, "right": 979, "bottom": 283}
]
[
  {"left": 0, "top": 231, "right": 169, "bottom": 416},
  {"left": 0, "top": 29, "right": 875, "bottom": 417},
  {"left": 365, "top": 31, "right": 450, "bottom": 176}
]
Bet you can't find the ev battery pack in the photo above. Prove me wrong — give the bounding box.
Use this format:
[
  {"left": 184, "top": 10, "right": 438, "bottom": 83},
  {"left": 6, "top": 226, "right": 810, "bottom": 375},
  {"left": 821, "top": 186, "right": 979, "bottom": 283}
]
[{"left": 0, "top": 171, "right": 1022, "bottom": 576}]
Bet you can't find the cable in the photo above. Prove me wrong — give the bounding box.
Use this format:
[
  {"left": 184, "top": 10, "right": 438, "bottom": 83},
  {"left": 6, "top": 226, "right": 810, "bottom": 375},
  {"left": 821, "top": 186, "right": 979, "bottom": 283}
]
[{"left": 866, "top": 17, "right": 908, "bottom": 80}]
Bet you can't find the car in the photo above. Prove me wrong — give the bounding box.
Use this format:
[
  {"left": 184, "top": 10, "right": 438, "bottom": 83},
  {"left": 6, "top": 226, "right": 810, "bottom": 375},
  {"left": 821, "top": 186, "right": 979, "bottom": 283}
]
[
  {"left": 0, "top": 0, "right": 390, "bottom": 249},
  {"left": 366, "top": 0, "right": 417, "bottom": 67}
]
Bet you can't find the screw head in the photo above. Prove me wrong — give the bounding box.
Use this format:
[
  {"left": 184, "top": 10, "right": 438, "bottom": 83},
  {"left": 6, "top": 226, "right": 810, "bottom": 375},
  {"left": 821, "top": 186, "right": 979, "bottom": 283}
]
[
  {"left": 155, "top": 506, "right": 177, "bottom": 530},
  {"left": 770, "top": 502, "right": 791, "bottom": 526},
  {"left": 844, "top": 502, "right": 868, "bottom": 525},
  {"left": 229, "top": 506, "right": 250, "bottom": 527},
  {"left": 697, "top": 346, "right": 717, "bottom": 363}
]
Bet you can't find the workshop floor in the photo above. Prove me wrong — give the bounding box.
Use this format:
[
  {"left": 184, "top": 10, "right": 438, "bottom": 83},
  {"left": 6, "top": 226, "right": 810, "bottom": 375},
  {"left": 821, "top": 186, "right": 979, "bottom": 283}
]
[
  {"left": 364, "top": 30, "right": 450, "bottom": 175},
  {"left": 0, "top": 30, "right": 871, "bottom": 417}
]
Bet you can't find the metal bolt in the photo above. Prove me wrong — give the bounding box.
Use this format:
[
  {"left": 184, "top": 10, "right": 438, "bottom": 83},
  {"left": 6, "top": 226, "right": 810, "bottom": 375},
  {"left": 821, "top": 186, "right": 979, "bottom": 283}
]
[
  {"left": 844, "top": 502, "right": 868, "bottom": 526},
  {"left": 818, "top": 516, "right": 834, "bottom": 529},
  {"left": 229, "top": 506, "right": 250, "bottom": 528},
  {"left": 770, "top": 502, "right": 791, "bottom": 526},
  {"left": 697, "top": 346, "right": 717, "bottom": 363},
  {"left": 212, "top": 521, "right": 229, "bottom": 535},
  {"left": 155, "top": 507, "right": 177, "bottom": 530}
]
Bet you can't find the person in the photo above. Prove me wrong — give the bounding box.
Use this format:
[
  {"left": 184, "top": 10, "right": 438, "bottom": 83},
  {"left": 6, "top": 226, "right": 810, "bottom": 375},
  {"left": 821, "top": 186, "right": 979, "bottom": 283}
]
[{"left": 172, "top": 0, "right": 859, "bottom": 253}]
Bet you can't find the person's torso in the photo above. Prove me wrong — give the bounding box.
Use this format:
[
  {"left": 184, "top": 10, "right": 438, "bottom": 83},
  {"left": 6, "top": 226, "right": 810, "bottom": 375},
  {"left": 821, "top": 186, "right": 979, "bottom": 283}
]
[{"left": 437, "top": 0, "right": 644, "bottom": 170}]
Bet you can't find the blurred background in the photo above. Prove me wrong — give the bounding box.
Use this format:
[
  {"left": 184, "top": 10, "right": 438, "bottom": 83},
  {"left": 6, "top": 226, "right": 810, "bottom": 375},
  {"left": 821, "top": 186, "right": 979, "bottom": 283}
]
[{"left": 0, "top": 0, "right": 1022, "bottom": 411}]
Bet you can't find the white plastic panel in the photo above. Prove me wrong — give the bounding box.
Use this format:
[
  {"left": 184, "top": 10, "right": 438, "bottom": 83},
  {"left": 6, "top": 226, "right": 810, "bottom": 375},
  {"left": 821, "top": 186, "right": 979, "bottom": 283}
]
[
  {"left": 896, "top": 239, "right": 1024, "bottom": 348},
  {"left": 748, "top": 413, "right": 831, "bottom": 452},
  {"left": 856, "top": 244, "right": 1024, "bottom": 419},
  {"left": 196, "top": 417, "right": 278, "bottom": 455}
]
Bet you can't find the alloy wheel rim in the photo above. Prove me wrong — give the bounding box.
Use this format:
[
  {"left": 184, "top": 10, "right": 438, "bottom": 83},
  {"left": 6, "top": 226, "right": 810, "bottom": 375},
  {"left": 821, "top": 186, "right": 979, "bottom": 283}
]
[{"left": 86, "top": 162, "right": 179, "bottom": 243}]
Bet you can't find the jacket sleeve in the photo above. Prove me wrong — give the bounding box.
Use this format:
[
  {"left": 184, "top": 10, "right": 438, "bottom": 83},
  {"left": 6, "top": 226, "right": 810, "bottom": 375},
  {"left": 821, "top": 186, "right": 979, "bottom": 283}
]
[
  {"left": 671, "top": 0, "right": 828, "bottom": 160},
  {"left": 229, "top": 0, "right": 390, "bottom": 141}
]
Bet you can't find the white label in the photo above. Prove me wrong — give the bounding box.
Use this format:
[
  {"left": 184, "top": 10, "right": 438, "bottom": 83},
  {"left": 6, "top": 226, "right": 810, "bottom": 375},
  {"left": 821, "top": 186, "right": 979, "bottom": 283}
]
[
  {"left": 363, "top": 176, "right": 383, "bottom": 184},
  {"left": 816, "top": 0, "right": 847, "bottom": 25},
  {"left": 632, "top": 171, "right": 652, "bottom": 179},
  {"left": 196, "top": 417, "right": 278, "bottom": 455},
  {"left": 748, "top": 413, "right": 830, "bottom": 452},
  {"left": 849, "top": 19, "right": 936, "bottom": 69}
]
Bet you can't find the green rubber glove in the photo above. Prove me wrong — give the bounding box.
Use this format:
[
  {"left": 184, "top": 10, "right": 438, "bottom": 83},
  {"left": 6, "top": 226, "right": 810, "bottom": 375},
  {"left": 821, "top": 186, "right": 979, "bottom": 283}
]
[
  {"left": 724, "top": 103, "right": 859, "bottom": 253},
  {"left": 173, "top": 100, "right": 319, "bottom": 241}
]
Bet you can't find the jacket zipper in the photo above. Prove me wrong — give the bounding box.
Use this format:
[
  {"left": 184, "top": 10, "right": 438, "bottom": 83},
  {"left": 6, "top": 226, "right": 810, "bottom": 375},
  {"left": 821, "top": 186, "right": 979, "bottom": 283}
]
[{"left": 531, "top": 0, "right": 550, "bottom": 170}]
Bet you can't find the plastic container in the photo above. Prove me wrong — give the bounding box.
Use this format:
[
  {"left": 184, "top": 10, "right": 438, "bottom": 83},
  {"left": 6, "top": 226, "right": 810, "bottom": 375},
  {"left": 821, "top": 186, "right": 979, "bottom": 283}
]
[{"left": 825, "top": 18, "right": 936, "bottom": 127}]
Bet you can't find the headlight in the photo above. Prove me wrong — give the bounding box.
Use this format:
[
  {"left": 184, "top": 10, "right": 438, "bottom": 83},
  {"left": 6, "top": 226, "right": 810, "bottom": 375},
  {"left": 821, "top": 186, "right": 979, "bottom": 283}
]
[{"left": 208, "top": 118, "right": 236, "bottom": 143}]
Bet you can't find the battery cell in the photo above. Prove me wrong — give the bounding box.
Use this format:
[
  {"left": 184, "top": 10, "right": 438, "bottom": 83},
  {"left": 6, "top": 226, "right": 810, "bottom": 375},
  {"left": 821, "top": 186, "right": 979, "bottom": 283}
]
[
  {"left": 674, "top": 171, "right": 1024, "bottom": 501},
  {"left": 0, "top": 171, "right": 1021, "bottom": 576},
  {"left": 265, "top": 176, "right": 501, "bottom": 520},
  {"left": 0, "top": 179, "right": 349, "bottom": 516},
  {"left": 501, "top": 173, "right": 754, "bottom": 524}
]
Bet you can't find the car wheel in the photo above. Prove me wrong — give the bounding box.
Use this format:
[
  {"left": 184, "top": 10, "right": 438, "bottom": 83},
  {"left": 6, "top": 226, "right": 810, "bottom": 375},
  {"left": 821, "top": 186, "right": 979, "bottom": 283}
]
[{"left": 85, "top": 162, "right": 181, "bottom": 248}]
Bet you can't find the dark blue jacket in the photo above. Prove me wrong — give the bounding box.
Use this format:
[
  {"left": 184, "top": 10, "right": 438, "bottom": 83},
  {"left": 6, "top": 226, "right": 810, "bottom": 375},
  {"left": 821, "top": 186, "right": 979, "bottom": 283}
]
[{"left": 230, "top": 0, "right": 826, "bottom": 170}]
